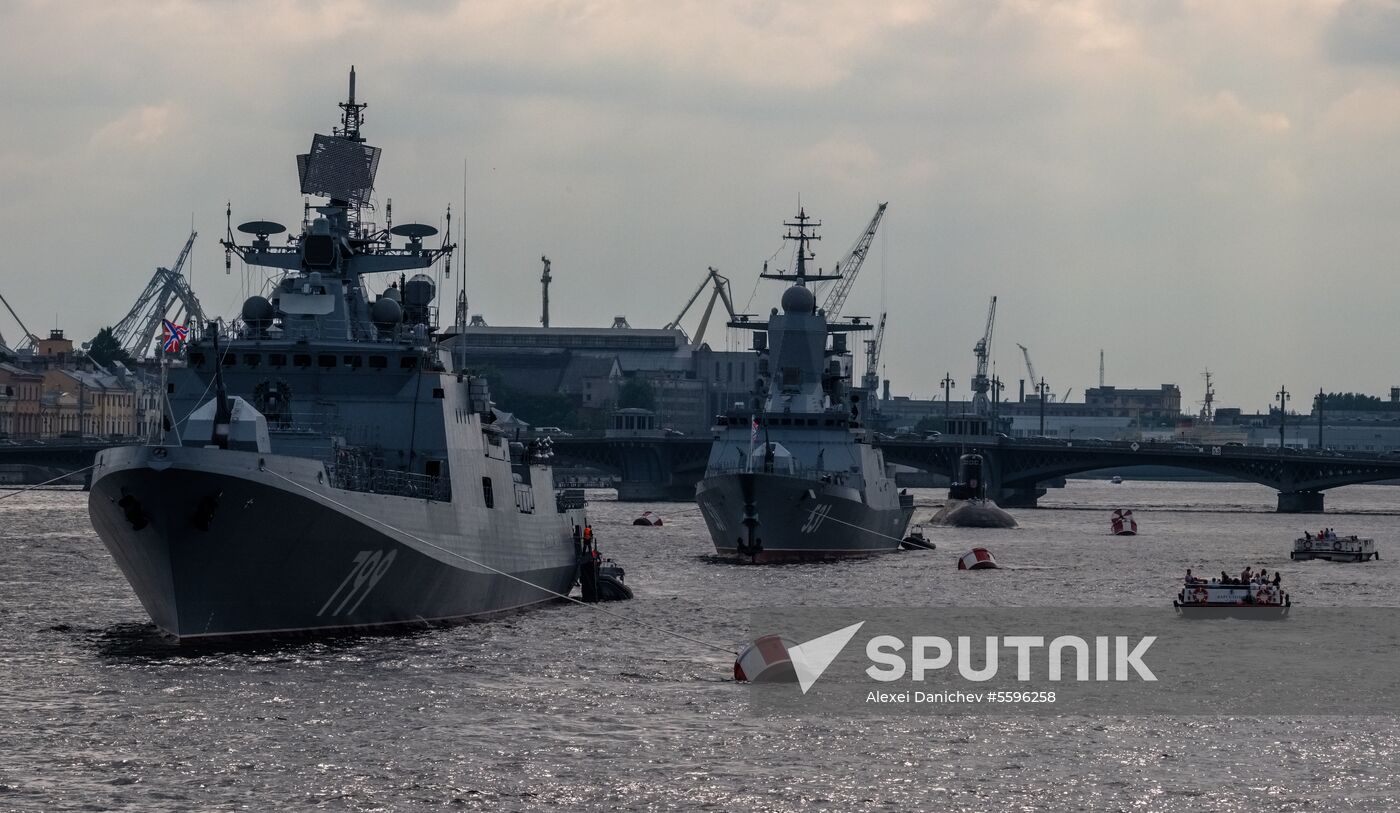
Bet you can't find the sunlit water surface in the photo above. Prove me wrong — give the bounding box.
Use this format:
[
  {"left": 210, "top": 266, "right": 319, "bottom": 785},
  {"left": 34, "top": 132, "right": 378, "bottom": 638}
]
[{"left": 2, "top": 480, "right": 1398, "bottom": 811}]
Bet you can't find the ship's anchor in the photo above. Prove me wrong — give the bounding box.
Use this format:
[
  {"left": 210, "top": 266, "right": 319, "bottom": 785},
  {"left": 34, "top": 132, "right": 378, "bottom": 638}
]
[{"left": 737, "top": 503, "right": 762, "bottom": 559}]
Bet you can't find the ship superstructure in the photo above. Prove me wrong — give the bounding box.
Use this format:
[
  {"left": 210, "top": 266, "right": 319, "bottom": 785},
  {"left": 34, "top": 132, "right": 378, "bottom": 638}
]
[
  {"left": 87, "top": 70, "right": 586, "bottom": 639},
  {"left": 695, "top": 209, "right": 913, "bottom": 561}
]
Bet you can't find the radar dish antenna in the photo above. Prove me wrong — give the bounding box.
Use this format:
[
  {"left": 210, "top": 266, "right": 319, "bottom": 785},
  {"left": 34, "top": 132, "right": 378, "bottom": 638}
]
[
  {"left": 389, "top": 223, "right": 438, "bottom": 239},
  {"left": 237, "top": 220, "right": 287, "bottom": 237}
]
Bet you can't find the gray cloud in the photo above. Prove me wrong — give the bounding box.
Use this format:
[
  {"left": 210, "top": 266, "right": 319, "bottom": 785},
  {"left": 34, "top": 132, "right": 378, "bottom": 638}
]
[
  {"left": 0, "top": 0, "right": 1396, "bottom": 411},
  {"left": 1326, "top": 0, "right": 1400, "bottom": 66}
]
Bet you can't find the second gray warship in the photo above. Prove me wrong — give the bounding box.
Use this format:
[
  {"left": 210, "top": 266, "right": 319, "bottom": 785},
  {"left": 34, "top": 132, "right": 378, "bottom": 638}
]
[
  {"left": 696, "top": 209, "right": 913, "bottom": 562},
  {"left": 87, "top": 70, "right": 590, "bottom": 640}
]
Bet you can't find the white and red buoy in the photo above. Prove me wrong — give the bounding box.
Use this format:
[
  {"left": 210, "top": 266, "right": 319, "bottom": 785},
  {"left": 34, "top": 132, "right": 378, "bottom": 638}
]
[
  {"left": 1111, "top": 509, "right": 1138, "bottom": 536},
  {"left": 957, "top": 547, "right": 999, "bottom": 570},
  {"left": 632, "top": 511, "right": 664, "bottom": 526},
  {"left": 734, "top": 634, "right": 798, "bottom": 683}
]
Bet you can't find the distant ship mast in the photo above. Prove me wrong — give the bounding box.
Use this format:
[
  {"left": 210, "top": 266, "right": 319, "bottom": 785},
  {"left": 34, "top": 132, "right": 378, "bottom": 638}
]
[
  {"left": 1199, "top": 369, "right": 1215, "bottom": 424},
  {"left": 761, "top": 208, "right": 841, "bottom": 284}
]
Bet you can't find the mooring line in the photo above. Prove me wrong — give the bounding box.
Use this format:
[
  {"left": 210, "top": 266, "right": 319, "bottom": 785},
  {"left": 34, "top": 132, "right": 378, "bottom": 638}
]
[
  {"left": 0, "top": 464, "right": 97, "bottom": 503},
  {"left": 799, "top": 504, "right": 917, "bottom": 545},
  {"left": 262, "top": 468, "right": 736, "bottom": 655}
]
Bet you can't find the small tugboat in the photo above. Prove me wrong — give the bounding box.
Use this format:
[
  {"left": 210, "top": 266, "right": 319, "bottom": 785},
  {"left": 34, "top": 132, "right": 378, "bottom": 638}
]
[
  {"left": 929, "top": 453, "right": 1018, "bottom": 529},
  {"left": 1111, "top": 508, "right": 1138, "bottom": 536},
  {"left": 1291, "top": 531, "right": 1378, "bottom": 562},
  {"left": 1174, "top": 574, "right": 1290, "bottom": 617},
  {"left": 900, "top": 526, "right": 936, "bottom": 550},
  {"left": 1110, "top": 475, "right": 1123, "bottom": 484}
]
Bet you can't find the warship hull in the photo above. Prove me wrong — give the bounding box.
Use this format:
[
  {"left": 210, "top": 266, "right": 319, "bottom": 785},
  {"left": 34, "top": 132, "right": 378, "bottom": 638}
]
[
  {"left": 696, "top": 472, "right": 912, "bottom": 562},
  {"left": 89, "top": 445, "right": 579, "bottom": 640}
]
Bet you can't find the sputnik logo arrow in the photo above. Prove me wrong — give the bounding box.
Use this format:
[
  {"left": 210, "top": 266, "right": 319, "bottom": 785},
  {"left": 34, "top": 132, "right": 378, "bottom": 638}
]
[{"left": 788, "top": 621, "right": 865, "bottom": 694}]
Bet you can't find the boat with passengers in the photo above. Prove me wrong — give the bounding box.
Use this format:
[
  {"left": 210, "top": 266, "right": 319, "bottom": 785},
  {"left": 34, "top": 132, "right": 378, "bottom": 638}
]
[{"left": 1174, "top": 573, "right": 1291, "bottom": 617}]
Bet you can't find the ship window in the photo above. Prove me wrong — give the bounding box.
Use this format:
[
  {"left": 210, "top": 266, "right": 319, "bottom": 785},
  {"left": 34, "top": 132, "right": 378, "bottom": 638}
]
[
  {"left": 269, "top": 353, "right": 287, "bottom": 367},
  {"left": 293, "top": 354, "right": 312, "bottom": 367},
  {"left": 317, "top": 355, "right": 336, "bottom": 368},
  {"left": 243, "top": 354, "right": 261, "bottom": 368},
  {"left": 221, "top": 353, "right": 236, "bottom": 367},
  {"left": 343, "top": 355, "right": 362, "bottom": 368},
  {"left": 400, "top": 356, "right": 419, "bottom": 370},
  {"left": 368, "top": 355, "right": 388, "bottom": 369},
  {"left": 432, "top": 387, "right": 445, "bottom": 399},
  {"left": 426, "top": 460, "right": 442, "bottom": 477},
  {"left": 482, "top": 476, "right": 494, "bottom": 508},
  {"left": 189, "top": 352, "right": 206, "bottom": 366}
]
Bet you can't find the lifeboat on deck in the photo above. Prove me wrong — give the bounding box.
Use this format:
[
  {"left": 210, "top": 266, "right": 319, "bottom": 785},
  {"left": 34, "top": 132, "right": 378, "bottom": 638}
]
[{"left": 1111, "top": 509, "right": 1138, "bottom": 536}]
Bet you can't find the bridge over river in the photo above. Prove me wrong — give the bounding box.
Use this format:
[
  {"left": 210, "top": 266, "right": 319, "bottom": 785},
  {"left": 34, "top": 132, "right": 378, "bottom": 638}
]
[
  {"left": 5, "top": 437, "right": 1397, "bottom": 513},
  {"left": 548, "top": 435, "right": 1400, "bottom": 513}
]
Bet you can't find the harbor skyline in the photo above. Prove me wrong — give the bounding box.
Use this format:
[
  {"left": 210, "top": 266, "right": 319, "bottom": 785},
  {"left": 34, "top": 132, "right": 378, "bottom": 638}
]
[{"left": 3, "top": 0, "right": 1399, "bottom": 408}]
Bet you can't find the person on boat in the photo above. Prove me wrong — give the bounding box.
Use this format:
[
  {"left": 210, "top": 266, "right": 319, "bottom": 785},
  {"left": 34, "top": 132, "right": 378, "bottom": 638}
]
[
  {"left": 1185, "top": 568, "right": 1195, "bottom": 584},
  {"left": 1240, "top": 566, "right": 1252, "bottom": 583},
  {"left": 1220, "top": 570, "right": 1231, "bottom": 584},
  {"left": 1304, "top": 531, "right": 1312, "bottom": 541},
  {"left": 1272, "top": 572, "right": 1282, "bottom": 587}
]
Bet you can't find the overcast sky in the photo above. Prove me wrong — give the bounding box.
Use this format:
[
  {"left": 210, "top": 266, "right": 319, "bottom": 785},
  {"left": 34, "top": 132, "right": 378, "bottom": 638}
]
[{"left": 2, "top": 0, "right": 1398, "bottom": 412}]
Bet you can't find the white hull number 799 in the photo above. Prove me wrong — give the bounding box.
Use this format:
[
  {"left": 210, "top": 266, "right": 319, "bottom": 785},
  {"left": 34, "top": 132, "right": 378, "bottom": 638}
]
[{"left": 318, "top": 549, "right": 398, "bottom": 617}]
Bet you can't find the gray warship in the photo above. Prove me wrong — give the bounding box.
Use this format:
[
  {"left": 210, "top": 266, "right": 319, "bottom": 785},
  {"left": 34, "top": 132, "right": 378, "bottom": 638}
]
[
  {"left": 87, "top": 70, "right": 588, "bottom": 640},
  {"left": 695, "top": 209, "right": 913, "bottom": 562}
]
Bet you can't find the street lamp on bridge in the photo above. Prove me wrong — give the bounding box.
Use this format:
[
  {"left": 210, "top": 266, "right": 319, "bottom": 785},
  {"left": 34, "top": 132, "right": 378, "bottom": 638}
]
[
  {"left": 1315, "top": 388, "right": 1325, "bottom": 450},
  {"left": 1276, "top": 385, "right": 1290, "bottom": 452},
  {"left": 1036, "top": 377, "right": 1049, "bottom": 437},
  {"left": 941, "top": 372, "right": 956, "bottom": 419}
]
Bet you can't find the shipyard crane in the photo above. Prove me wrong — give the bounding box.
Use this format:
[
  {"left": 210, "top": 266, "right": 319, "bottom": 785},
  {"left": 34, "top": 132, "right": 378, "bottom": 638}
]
[
  {"left": 111, "top": 230, "right": 206, "bottom": 359},
  {"left": 1016, "top": 342, "right": 1055, "bottom": 402},
  {"left": 861, "top": 311, "right": 887, "bottom": 394},
  {"left": 0, "top": 290, "right": 40, "bottom": 353},
  {"left": 819, "top": 202, "right": 887, "bottom": 320},
  {"left": 970, "top": 296, "right": 997, "bottom": 414},
  {"left": 665, "top": 266, "right": 736, "bottom": 347},
  {"left": 1016, "top": 343, "right": 1037, "bottom": 387}
]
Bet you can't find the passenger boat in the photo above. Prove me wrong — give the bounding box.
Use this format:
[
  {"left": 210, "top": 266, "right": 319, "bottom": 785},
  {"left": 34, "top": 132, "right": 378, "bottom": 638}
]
[
  {"left": 1174, "top": 580, "right": 1290, "bottom": 617},
  {"left": 1291, "top": 534, "right": 1378, "bottom": 562},
  {"left": 1110, "top": 508, "right": 1137, "bottom": 536}
]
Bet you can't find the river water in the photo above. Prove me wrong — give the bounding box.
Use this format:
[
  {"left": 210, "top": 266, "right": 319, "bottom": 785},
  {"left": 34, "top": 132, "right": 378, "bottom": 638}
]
[{"left": 2, "top": 480, "right": 1398, "bottom": 811}]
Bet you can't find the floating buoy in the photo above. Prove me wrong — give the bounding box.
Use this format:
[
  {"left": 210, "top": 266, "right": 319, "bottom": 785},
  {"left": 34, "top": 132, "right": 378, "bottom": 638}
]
[
  {"left": 1111, "top": 508, "right": 1138, "bottom": 536},
  {"left": 632, "top": 511, "right": 664, "bottom": 526},
  {"left": 734, "top": 634, "right": 798, "bottom": 683},
  {"left": 901, "top": 530, "right": 936, "bottom": 550},
  {"left": 957, "top": 547, "right": 999, "bottom": 570}
]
